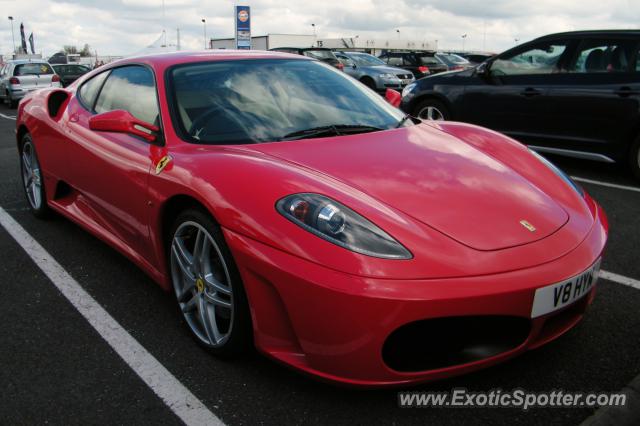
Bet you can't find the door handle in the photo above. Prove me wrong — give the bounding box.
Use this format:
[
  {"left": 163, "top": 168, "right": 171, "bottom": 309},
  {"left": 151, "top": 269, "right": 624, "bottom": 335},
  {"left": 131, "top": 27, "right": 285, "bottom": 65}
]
[
  {"left": 69, "top": 113, "right": 79, "bottom": 123},
  {"left": 520, "top": 88, "right": 542, "bottom": 97},
  {"left": 614, "top": 87, "right": 639, "bottom": 97}
]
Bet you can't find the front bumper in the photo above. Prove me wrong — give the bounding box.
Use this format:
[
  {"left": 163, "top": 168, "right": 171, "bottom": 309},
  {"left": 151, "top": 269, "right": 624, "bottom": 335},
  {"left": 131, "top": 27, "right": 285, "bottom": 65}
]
[{"left": 223, "top": 203, "right": 607, "bottom": 387}]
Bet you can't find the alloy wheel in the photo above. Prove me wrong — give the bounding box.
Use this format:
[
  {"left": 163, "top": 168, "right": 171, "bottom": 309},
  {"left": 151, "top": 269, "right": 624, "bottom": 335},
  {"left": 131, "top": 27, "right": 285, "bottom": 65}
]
[
  {"left": 418, "top": 106, "right": 445, "bottom": 121},
  {"left": 170, "top": 221, "right": 234, "bottom": 347},
  {"left": 21, "top": 140, "right": 43, "bottom": 210}
]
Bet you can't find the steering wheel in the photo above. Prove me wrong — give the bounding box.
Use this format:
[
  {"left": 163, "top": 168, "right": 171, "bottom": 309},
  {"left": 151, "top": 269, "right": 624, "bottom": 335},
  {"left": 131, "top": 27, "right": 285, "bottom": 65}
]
[{"left": 188, "top": 104, "right": 242, "bottom": 139}]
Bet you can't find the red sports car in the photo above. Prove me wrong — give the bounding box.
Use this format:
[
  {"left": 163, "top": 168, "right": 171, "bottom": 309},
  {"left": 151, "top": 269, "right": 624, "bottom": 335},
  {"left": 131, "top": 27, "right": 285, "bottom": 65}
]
[{"left": 16, "top": 51, "right": 608, "bottom": 387}]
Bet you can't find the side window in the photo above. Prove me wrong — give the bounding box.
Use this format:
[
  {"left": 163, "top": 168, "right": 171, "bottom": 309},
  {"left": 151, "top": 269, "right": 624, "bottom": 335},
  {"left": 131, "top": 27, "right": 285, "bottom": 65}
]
[
  {"left": 571, "top": 40, "right": 636, "bottom": 73},
  {"left": 94, "top": 66, "right": 159, "bottom": 125},
  {"left": 492, "top": 42, "right": 569, "bottom": 75},
  {"left": 78, "top": 70, "right": 110, "bottom": 110},
  {"left": 387, "top": 55, "right": 404, "bottom": 66}
]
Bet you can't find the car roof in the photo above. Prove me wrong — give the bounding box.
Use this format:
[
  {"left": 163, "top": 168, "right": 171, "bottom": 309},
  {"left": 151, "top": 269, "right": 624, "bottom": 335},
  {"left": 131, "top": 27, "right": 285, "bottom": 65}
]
[
  {"left": 104, "top": 49, "right": 311, "bottom": 70},
  {"left": 534, "top": 29, "right": 640, "bottom": 40}
]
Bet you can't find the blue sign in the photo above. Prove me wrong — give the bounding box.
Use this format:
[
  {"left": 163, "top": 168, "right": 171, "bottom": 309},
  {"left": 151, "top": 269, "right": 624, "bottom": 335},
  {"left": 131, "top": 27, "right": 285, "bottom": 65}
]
[{"left": 235, "top": 6, "right": 251, "bottom": 50}]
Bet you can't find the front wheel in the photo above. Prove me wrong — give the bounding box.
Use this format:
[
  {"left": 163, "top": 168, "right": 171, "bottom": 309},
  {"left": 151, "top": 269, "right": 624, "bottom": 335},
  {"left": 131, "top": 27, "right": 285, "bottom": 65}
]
[
  {"left": 20, "top": 134, "right": 50, "bottom": 218},
  {"left": 413, "top": 99, "right": 450, "bottom": 121},
  {"left": 168, "top": 208, "right": 252, "bottom": 357},
  {"left": 630, "top": 136, "right": 640, "bottom": 180}
]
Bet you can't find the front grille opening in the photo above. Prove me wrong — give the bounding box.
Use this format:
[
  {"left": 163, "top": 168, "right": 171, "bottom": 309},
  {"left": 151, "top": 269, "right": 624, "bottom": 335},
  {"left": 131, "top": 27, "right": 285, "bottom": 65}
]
[{"left": 382, "top": 316, "right": 531, "bottom": 372}]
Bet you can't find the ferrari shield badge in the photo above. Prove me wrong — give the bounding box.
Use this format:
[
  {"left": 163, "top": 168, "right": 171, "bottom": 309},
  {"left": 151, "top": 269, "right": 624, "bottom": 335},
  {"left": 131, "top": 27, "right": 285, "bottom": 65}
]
[{"left": 155, "top": 155, "right": 172, "bottom": 175}]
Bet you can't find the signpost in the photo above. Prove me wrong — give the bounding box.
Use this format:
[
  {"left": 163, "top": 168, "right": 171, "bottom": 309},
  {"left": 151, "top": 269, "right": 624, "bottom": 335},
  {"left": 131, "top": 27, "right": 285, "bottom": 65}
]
[{"left": 235, "top": 6, "right": 251, "bottom": 50}]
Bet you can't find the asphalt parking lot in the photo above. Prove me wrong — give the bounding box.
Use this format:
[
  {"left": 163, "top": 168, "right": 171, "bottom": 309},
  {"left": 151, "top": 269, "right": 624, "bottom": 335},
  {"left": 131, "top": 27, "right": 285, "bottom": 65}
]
[{"left": 0, "top": 103, "right": 639, "bottom": 426}]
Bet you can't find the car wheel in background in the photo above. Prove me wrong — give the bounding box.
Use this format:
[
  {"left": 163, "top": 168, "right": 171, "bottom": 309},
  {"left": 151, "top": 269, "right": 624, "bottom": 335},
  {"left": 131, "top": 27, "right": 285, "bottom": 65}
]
[
  {"left": 413, "top": 99, "right": 450, "bottom": 121},
  {"left": 6, "top": 91, "right": 18, "bottom": 109},
  {"left": 20, "top": 134, "right": 50, "bottom": 218},
  {"left": 360, "top": 77, "right": 377, "bottom": 90},
  {"left": 169, "top": 208, "right": 252, "bottom": 357},
  {"left": 630, "top": 135, "right": 640, "bottom": 180}
]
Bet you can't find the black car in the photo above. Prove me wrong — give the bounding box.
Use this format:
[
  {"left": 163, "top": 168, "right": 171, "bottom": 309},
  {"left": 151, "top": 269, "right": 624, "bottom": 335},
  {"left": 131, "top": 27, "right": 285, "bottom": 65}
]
[
  {"left": 400, "top": 30, "right": 640, "bottom": 178},
  {"left": 268, "top": 47, "right": 344, "bottom": 71},
  {"left": 52, "top": 64, "right": 91, "bottom": 87},
  {"left": 434, "top": 53, "right": 474, "bottom": 71},
  {"left": 378, "top": 51, "right": 448, "bottom": 78}
]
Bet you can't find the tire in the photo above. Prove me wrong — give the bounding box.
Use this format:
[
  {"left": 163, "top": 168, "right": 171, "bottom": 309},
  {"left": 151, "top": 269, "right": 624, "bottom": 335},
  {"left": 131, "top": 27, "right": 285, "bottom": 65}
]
[
  {"left": 412, "top": 98, "right": 450, "bottom": 121},
  {"left": 630, "top": 135, "right": 640, "bottom": 180},
  {"left": 360, "top": 77, "right": 377, "bottom": 90},
  {"left": 20, "top": 133, "right": 50, "bottom": 219},
  {"left": 7, "top": 91, "right": 17, "bottom": 109},
  {"left": 168, "top": 208, "right": 252, "bottom": 357}
]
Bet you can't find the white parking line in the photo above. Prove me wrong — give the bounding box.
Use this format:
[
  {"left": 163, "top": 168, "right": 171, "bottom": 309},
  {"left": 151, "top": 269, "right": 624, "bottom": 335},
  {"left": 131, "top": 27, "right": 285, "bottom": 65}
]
[
  {"left": 0, "top": 112, "right": 16, "bottom": 120},
  {"left": 572, "top": 176, "right": 640, "bottom": 193},
  {"left": 0, "top": 206, "right": 224, "bottom": 426},
  {"left": 601, "top": 270, "right": 640, "bottom": 290}
]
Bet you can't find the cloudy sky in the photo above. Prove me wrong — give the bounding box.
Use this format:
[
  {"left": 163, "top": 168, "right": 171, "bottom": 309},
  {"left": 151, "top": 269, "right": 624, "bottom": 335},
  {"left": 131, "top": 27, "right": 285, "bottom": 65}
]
[{"left": 1, "top": 0, "right": 639, "bottom": 57}]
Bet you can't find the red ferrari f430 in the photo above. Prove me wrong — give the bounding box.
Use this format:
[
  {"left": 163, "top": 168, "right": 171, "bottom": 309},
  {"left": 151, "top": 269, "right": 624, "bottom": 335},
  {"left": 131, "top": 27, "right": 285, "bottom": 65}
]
[{"left": 16, "top": 51, "right": 608, "bottom": 387}]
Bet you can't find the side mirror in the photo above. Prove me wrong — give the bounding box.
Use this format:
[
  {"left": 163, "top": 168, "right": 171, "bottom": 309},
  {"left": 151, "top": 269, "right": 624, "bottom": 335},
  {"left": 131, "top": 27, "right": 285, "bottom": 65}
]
[
  {"left": 384, "top": 88, "right": 402, "bottom": 107},
  {"left": 475, "top": 61, "right": 490, "bottom": 77},
  {"left": 89, "top": 110, "right": 159, "bottom": 143}
]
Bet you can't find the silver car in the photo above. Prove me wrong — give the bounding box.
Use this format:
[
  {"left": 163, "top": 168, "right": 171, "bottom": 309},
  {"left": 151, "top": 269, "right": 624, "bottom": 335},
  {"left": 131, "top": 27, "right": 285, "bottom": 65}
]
[
  {"left": 334, "top": 51, "right": 415, "bottom": 93},
  {"left": 0, "top": 59, "right": 61, "bottom": 108}
]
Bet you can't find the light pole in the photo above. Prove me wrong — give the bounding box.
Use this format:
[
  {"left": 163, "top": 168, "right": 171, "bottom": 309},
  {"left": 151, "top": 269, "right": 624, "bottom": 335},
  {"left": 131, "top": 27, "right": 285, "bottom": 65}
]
[
  {"left": 396, "top": 29, "right": 400, "bottom": 39},
  {"left": 201, "top": 18, "right": 207, "bottom": 49},
  {"left": 461, "top": 34, "right": 467, "bottom": 51},
  {"left": 514, "top": 38, "right": 520, "bottom": 45},
  {"left": 311, "top": 23, "right": 316, "bottom": 37},
  {"left": 8, "top": 16, "right": 15, "bottom": 55}
]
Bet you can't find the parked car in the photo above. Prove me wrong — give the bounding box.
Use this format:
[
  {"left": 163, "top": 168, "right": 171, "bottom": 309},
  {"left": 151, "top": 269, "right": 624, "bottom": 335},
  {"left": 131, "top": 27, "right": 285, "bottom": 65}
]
[
  {"left": 269, "top": 47, "right": 344, "bottom": 71},
  {"left": 0, "top": 59, "right": 61, "bottom": 108},
  {"left": 401, "top": 30, "right": 640, "bottom": 178},
  {"left": 434, "top": 53, "right": 474, "bottom": 71},
  {"left": 52, "top": 63, "right": 91, "bottom": 87},
  {"left": 334, "top": 51, "right": 414, "bottom": 92},
  {"left": 378, "top": 51, "right": 448, "bottom": 78},
  {"left": 17, "top": 50, "right": 607, "bottom": 387}
]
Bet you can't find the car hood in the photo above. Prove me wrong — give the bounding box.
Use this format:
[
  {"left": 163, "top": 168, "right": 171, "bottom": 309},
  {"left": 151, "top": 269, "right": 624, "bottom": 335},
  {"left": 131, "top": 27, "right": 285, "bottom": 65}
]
[{"left": 251, "top": 124, "right": 569, "bottom": 251}]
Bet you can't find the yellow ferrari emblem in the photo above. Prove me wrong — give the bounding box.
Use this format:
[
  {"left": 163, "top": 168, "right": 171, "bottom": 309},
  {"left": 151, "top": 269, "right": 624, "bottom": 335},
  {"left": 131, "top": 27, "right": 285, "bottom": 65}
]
[
  {"left": 155, "top": 155, "right": 172, "bottom": 175},
  {"left": 196, "top": 278, "right": 205, "bottom": 293},
  {"left": 519, "top": 220, "right": 536, "bottom": 232}
]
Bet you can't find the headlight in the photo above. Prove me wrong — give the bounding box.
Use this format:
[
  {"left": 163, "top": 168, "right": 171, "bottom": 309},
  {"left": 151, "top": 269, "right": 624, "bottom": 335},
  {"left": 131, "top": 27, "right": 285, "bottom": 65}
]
[
  {"left": 379, "top": 73, "right": 398, "bottom": 80},
  {"left": 529, "top": 149, "right": 584, "bottom": 196},
  {"left": 402, "top": 82, "right": 417, "bottom": 98},
  {"left": 276, "top": 193, "right": 412, "bottom": 259}
]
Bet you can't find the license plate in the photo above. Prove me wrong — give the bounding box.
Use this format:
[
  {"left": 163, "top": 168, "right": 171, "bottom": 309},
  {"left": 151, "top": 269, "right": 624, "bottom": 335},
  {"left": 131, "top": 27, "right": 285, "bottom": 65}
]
[{"left": 531, "top": 258, "right": 601, "bottom": 318}]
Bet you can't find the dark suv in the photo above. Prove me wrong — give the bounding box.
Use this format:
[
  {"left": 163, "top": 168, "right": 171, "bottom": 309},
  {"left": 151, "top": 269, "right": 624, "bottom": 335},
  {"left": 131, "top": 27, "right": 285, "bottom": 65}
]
[
  {"left": 400, "top": 30, "right": 640, "bottom": 177},
  {"left": 378, "top": 51, "right": 448, "bottom": 78}
]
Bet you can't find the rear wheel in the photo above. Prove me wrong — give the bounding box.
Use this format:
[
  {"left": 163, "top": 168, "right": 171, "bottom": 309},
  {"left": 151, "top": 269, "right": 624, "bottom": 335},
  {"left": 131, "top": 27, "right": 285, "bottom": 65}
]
[
  {"left": 630, "top": 135, "right": 640, "bottom": 180},
  {"left": 413, "top": 98, "right": 450, "bottom": 121},
  {"left": 6, "top": 91, "right": 17, "bottom": 108},
  {"left": 168, "top": 208, "right": 252, "bottom": 357},
  {"left": 20, "top": 134, "right": 50, "bottom": 218}
]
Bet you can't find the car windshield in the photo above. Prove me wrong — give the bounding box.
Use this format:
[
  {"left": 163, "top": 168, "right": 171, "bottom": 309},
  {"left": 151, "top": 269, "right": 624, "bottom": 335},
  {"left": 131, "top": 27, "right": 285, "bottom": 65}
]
[
  {"left": 347, "top": 53, "right": 386, "bottom": 67},
  {"left": 169, "top": 59, "right": 406, "bottom": 145},
  {"left": 303, "top": 50, "right": 334, "bottom": 60},
  {"left": 14, "top": 63, "right": 54, "bottom": 76},
  {"left": 438, "top": 54, "right": 470, "bottom": 65}
]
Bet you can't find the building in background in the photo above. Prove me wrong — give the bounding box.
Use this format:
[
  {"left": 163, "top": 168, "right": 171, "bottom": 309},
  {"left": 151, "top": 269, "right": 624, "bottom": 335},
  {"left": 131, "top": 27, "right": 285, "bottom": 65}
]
[{"left": 210, "top": 34, "right": 437, "bottom": 55}]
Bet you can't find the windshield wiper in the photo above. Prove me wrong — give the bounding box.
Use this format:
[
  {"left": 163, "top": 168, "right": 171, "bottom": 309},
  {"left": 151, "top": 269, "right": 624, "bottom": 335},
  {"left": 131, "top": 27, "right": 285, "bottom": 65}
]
[
  {"left": 395, "top": 114, "right": 415, "bottom": 128},
  {"left": 281, "top": 124, "right": 384, "bottom": 141}
]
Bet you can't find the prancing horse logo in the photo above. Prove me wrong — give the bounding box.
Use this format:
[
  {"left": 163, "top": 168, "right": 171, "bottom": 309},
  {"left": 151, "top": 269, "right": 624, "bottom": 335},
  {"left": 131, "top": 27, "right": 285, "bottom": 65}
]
[{"left": 519, "top": 220, "right": 536, "bottom": 232}]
